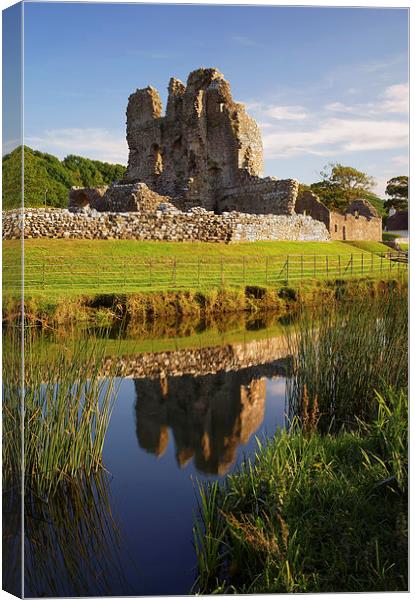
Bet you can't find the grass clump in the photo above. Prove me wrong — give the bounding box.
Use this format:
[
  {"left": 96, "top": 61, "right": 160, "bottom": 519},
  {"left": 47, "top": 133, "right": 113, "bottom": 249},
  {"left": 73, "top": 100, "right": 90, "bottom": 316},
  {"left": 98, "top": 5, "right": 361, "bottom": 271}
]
[
  {"left": 286, "top": 289, "right": 408, "bottom": 430},
  {"left": 193, "top": 387, "right": 407, "bottom": 593}
]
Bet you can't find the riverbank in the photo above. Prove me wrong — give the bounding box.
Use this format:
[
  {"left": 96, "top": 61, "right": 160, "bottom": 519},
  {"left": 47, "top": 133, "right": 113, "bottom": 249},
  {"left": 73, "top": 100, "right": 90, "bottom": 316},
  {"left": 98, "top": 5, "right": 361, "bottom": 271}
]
[{"left": 3, "top": 273, "right": 407, "bottom": 326}]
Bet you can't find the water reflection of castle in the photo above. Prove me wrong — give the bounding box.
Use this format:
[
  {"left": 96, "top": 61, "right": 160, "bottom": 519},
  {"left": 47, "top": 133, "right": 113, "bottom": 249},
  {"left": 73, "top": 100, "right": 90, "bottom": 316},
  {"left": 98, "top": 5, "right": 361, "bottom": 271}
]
[{"left": 134, "top": 360, "right": 285, "bottom": 475}]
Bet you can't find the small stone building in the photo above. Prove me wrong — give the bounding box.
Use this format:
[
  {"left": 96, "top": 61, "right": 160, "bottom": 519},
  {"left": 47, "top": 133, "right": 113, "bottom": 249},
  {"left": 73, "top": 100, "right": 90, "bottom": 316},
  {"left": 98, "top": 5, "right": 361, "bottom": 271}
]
[{"left": 295, "top": 191, "right": 382, "bottom": 241}]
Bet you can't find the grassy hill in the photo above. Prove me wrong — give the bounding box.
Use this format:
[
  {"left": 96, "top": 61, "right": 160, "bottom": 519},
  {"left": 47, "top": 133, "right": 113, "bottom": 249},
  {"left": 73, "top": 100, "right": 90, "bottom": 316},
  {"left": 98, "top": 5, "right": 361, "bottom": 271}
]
[{"left": 2, "top": 146, "right": 126, "bottom": 209}]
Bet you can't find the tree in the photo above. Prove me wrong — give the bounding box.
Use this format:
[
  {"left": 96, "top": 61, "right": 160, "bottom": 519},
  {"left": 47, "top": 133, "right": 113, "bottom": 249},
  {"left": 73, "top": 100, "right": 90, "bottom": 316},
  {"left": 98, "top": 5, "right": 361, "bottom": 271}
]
[
  {"left": 384, "top": 176, "right": 408, "bottom": 211},
  {"left": 309, "top": 162, "right": 383, "bottom": 215},
  {"left": 2, "top": 146, "right": 126, "bottom": 209}
]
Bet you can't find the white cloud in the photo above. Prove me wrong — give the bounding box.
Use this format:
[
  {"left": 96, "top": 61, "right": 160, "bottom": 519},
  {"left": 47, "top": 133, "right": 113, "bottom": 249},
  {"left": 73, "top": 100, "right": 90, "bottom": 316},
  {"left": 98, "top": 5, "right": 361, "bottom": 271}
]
[
  {"left": 323, "top": 83, "right": 408, "bottom": 117},
  {"left": 380, "top": 83, "right": 409, "bottom": 114},
  {"left": 264, "top": 105, "right": 308, "bottom": 121},
  {"left": 324, "top": 102, "right": 356, "bottom": 113},
  {"left": 245, "top": 102, "right": 308, "bottom": 121},
  {"left": 262, "top": 118, "right": 408, "bottom": 158},
  {"left": 25, "top": 128, "right": 127, "bottom": 165}
]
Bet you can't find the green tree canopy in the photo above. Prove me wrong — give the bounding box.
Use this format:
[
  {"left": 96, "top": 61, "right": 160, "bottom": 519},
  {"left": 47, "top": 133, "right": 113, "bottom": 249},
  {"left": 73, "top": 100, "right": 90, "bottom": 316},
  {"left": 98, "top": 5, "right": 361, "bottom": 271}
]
[
  {"left": 309, "top": 162, "right": 384, "bottom": 216},
  {"left": 384, "top": 176, "right": 408, "bottom": 212},
  {"left": 2, "top": 146, "right": 126, "bottom": 209}
]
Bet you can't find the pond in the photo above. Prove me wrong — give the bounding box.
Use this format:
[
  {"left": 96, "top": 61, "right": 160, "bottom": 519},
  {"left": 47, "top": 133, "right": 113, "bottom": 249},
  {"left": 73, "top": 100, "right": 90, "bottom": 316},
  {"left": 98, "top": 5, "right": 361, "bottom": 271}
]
[
  {"left": 3, "top": 290, "right": 407, "bottom": 596},
  {"left": 21, "top": 316, "right": 293, "bottom": 597}
]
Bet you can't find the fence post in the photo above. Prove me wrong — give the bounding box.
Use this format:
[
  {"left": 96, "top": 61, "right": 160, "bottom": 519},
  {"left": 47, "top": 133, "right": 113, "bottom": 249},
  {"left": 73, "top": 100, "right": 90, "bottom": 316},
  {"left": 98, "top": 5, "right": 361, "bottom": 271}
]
[
  {"left": 338, "top": 254, "right": 341, "bottom": 277},
  {"left": 389, "top": 252, "right": 392, "bottom": 274},
  {"left": 286, "top": 255, "right": 289, "bottom": 283},
  {"left": 326, "top": 255, "right": 329, "bottom": 277},
  {"left": 351, "top": 254, "right": 353, "bottom": 276}
]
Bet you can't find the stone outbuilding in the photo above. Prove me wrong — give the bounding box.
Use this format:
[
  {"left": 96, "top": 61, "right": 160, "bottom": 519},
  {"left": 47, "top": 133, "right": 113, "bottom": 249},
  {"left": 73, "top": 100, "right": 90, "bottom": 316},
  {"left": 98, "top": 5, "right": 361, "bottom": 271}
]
[{"left": 295, "top": 191, "right": 382, "bottom": 241}]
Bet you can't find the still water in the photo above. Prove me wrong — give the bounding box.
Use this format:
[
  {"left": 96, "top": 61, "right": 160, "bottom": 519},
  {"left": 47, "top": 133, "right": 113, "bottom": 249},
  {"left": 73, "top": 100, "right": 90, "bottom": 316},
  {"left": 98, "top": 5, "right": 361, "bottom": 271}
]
[{"left": 23, "top": 320, "right": 292, "bottom": 597}]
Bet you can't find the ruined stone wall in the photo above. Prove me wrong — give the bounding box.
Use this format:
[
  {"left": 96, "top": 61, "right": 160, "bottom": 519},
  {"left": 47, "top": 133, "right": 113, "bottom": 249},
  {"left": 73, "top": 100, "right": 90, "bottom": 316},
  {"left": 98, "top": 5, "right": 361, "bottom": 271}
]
[
  {"left": 219, "top": 178, "right": 299, "bottom": 215},
  {"left": 3, "top": 208, "right": 329, "bottom": 243},
  {"left": 329, "top": 212, "right": 382, "bottom": 241},
  {"left": 69, "top": 182, "right": 172, "bottom": 213},
  {"left": 295, "top": 190, "right": 330, "bottom": 229},
  {"left": 295, "top": 190, "right": 382, "bottom": 241}
]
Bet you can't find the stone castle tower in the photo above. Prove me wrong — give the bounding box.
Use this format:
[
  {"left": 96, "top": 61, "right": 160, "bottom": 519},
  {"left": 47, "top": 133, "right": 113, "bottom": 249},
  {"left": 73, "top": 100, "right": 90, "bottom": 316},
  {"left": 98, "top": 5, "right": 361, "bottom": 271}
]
[
  {"left": 123, "top": 68, "right": 265, "bottom": 212},
  {"left": 69, "top": 68, "right": 299, "bottom": 215}
]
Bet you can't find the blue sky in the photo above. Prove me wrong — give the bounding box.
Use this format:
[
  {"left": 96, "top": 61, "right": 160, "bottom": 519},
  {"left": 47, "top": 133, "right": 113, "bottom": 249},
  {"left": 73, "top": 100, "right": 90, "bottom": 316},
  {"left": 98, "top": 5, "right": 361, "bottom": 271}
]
[{"left": 10, "top": 3, "right": 410, "bottom": 196}]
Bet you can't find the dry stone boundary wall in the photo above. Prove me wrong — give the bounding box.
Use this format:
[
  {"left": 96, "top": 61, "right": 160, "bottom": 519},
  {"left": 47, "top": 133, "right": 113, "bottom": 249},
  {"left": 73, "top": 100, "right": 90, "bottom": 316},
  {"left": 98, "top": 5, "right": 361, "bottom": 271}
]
[{"left": 2, "top": 208, "right": 330, "bottom": 243}]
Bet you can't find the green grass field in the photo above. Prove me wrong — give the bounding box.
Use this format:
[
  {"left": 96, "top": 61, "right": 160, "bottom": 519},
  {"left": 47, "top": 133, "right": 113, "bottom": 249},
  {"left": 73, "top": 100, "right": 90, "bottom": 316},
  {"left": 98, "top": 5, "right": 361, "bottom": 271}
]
[{"left": 3, "top": 239, "right": 406, "bottom": 298}]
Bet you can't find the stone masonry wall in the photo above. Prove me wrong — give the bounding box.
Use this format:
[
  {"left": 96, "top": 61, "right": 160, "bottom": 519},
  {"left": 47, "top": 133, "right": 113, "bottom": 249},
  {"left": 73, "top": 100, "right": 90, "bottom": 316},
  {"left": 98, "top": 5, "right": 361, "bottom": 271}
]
[
  {"left": 2, "top": 208, "right": 329, "bottom": 243},
  {"left": 295, "top": 190, "right": 330, "bottom": 229},
  {"left": 329, "top": 212, "right": 382, "bottom": 241},
  {"left": 219, "top": 178, "right": 298, "bottom": 216},
  {"left": 295, "top": 190, "right": 382, "bottom": 241}
]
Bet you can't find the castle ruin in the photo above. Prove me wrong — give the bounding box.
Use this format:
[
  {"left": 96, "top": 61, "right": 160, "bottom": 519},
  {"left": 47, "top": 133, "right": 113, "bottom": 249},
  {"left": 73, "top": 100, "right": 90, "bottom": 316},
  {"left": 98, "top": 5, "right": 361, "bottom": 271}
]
[
  {"left": 2, "top": 68, "right": 381, "bottom": 243},
  {"left": 70, "top": 67, "right": 299, "bottom": 217}
]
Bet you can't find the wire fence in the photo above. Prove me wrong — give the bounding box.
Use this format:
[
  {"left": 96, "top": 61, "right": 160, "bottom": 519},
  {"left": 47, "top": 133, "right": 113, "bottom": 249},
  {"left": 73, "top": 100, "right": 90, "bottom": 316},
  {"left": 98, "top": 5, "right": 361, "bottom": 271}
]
[{"left": 3, "top": 251, "right": 408, "bottom": 292}]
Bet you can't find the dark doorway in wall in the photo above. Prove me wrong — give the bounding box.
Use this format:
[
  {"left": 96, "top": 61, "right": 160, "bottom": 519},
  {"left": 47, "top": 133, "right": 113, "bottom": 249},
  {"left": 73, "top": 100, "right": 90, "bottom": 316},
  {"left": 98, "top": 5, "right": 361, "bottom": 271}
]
[{"left": 342, "top": 226, "right": 346, "bottom": 240}]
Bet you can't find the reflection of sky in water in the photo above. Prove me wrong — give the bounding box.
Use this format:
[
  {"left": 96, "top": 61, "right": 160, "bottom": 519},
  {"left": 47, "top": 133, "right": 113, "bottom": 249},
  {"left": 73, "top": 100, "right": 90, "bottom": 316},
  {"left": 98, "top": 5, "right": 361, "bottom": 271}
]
[{"left": 101, "top": 370, "right": 288, "bottom": 596}]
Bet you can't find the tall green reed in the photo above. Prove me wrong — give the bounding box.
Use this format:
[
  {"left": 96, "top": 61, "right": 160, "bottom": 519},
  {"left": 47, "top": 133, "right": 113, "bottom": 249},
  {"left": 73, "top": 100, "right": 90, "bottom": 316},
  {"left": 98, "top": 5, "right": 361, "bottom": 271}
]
[
  {"left": 193, "top": 387, "right": 408, "bottom": 594},
  {"left": 3, "top": 325, "right": 119, "bottom": 497},
  {"left": 286, "top": 289, "right": 407, "bottom": 430}
]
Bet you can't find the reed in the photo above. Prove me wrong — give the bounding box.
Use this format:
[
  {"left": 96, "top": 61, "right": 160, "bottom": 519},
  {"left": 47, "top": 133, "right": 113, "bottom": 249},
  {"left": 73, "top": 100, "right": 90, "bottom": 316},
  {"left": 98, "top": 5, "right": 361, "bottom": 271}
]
[
  {"left": 193, "top": 387, "right": 408, "bottom": 593},
  {"left": 2, "top": 326, "right": 119, "bottom": 497},
  {"left": 285, "top": 289, "right": 407, "bottom": 430}
]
